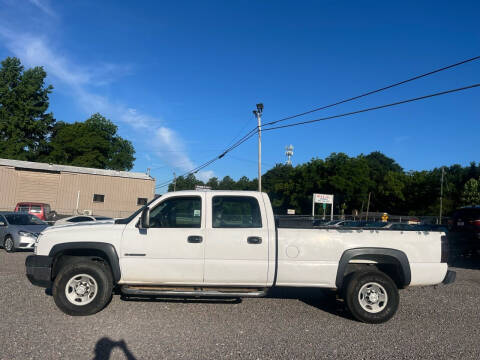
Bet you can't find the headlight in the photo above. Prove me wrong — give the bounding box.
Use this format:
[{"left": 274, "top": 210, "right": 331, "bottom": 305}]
[{"left": 18, "top": 231, "right": 36, "bottom": 238}]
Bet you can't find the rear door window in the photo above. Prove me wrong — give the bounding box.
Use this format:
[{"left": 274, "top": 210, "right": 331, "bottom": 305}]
[{"left": 212, "top": 196, "right": 262, "bottom": 228}]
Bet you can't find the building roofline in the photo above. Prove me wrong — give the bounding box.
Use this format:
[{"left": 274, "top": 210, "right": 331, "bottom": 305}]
[{"left": 0, "top": 158, "right": 154, "bottom": 181}]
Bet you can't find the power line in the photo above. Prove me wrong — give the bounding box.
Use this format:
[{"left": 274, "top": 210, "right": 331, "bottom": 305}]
[
  {"left": 154, "top": 129, "right": 258, "bottom": 189},
  {"left": 262, "top": 83, "right": 480, "bottom": 132},
  {"left": 263, "top": 55, "right": 480, "bottom": 127},
  {"left": 153, "top": 56, "right": 480, "bottom": 190},
  {"left": 154, "top": 83, "right": 478, "bottom": 189}
]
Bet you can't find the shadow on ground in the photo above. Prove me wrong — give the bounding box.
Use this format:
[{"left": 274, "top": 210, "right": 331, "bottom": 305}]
[
  {"left": 119, "top": 288, "right": 351, "bottom": 319},
  {"left": 267, "top": 287, "right": 353, "bottom": 320},
  {"left": 93, "top": 338, "right": 136, "bottom": 360}
]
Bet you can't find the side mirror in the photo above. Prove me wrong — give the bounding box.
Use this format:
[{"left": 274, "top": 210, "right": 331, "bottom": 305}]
[{"left": 139, "top": 207, "right": 150, "bottom": 229}]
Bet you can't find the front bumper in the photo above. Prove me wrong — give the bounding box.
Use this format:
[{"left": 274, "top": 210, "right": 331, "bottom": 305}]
[
  {"left": 442, "top": 270, "right": 456, "bottom": 285},
  {"left": 18, "top": 236, "right": 36, "bottom": 249},
  {"left": 25, "top": 255, "right": 53, "bottom": 288}
]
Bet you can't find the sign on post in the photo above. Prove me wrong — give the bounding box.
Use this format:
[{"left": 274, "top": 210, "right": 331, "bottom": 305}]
[{"left": 312, "top": 193, "right": 334, "bottom": 220}]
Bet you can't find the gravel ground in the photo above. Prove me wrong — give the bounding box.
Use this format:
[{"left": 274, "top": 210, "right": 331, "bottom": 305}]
[{"left": 0, "top": 251, "right": 479, "bottom": 360}]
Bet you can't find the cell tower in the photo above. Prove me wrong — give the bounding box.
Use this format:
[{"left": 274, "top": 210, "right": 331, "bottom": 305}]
[{"left": 285, "top": 145, "right": 294, "bottom": 165}]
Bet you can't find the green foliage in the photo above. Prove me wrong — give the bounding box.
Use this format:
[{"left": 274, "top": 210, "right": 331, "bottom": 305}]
[
  {"left": 0, "top": 57, "right": 54, "bottom": 160},
  {"left": 0, "top": 57, "right": 135, "bottom": 171},
  {"left": 44, "top": 113, "right": 135, "bottom": 170},
  {"left": 461, "top": 178, "right": 480, "bottom": 206},
  {"left": 171, "top": 154, "right": 479, "bottom": 216}
]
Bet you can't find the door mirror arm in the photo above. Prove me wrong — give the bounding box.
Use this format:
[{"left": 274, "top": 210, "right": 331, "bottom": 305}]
[{"left": 138, "top": 207, "right": 150, "bottom": 229}]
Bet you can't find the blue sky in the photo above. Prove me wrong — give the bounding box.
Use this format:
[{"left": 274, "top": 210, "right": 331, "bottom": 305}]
[{"left": 0, "top": 0, "right": 478, "bottom": 191}]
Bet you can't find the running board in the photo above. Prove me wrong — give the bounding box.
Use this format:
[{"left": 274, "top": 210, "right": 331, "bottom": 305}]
[{"left": 120, "top": 285, "right": 267, "bottom": 298}]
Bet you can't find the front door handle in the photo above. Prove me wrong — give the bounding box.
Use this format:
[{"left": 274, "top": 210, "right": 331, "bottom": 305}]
[
  {"left": 188, "top": 235, "right": 203, "bottom": 243},
  {"left": 247, "top": 236, "right": 262, "bottom": 244}
]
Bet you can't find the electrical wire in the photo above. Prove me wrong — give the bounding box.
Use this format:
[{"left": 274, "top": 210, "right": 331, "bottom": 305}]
[
  {"left": 154, "top": 129, "right": 258, "bottom": 189},
  {"left": 263, "top": 55, "right": 480, "bottom": 127},
  {"left": 262, "top": 83, "right": 480, "bottom": 132},
  {"left": 153, "top": 56, "right": 480, "bottom": 189}
]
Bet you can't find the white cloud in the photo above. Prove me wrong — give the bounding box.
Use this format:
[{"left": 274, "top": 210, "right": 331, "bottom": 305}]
[
  {"left": 28, "top": 0, "right": 55, "bottom": 17},
  {"left": 0, "top": 30, "right": 128, "bottom": 87},
  {"left": 197, "top": 170, "right": 215, "bottom": 182},
  {"left": 0, "top": 23, "right": 214, "bottom": 180},
  {"left": 153, "top": 127, "right": 195, "bottom": 170}
]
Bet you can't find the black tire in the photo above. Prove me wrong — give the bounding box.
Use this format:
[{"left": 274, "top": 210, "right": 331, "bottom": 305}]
[
  {"left": 52, "top": 260, "right": 113, "bottom": 316},
  {"left": 4, "top": 236, "right": 15, "bottom": 253},
  {"left": 344, "top": 270, "right": 399, "bottom": 324}
]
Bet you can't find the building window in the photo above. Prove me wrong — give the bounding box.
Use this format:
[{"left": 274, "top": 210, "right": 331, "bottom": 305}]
[
  {"left": 137, "top": 198, "right": 148, "bottom": 206},
  {"left": 93, "top": 194, "right": 105, "bottom": 203}
]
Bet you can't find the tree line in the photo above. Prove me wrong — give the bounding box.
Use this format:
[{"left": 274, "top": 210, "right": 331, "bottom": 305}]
[
  {"left": 0, "top": 57, "right": 135, "bottom": 170},
  {"left": 170, "top": 152, "right": 480, "bottom": 217}
]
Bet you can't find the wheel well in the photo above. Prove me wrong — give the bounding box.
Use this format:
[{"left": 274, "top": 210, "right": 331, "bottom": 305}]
[
  {"left": 342, "top": 255, "right": 406, "bottom": 289},
  {"left": 51, "top": 249, "right": 113, "bottom": 281}
]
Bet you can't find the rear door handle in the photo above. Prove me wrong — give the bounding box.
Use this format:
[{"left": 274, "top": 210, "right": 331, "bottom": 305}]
[
  {"left": 187, "top": 235, "right": 203, "bottom": 243},
  {"left": 247, "top": 236, "right": 262, "bottom": 244}
]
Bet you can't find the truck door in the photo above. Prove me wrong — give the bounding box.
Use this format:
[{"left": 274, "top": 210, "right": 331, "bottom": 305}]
[
  {"left": 204, "top": 194, "right": 269, "bottom": 286},
  {"left": 120, "top": 194, "right": 205, "bottom": 284}
]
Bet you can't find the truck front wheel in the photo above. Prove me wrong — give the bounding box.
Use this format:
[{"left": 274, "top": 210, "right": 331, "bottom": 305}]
[
  {"left": 52, "top": 260, "right": 113, "bottom": 316},
  {"left": 344, "top": 270, "right": 399, "bottom": 324}
]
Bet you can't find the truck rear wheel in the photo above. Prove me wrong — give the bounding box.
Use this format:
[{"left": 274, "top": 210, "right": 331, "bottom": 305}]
[
  {"left": 52, "top": 260, "right": 113, "bottom": 316},
  {"left": 344, "top": 270, "right": 399, "bottom": 324}
]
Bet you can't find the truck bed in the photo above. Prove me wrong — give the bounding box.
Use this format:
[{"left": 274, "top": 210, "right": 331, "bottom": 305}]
[{"left": 275, "top": 220, "right": 448, "bottom": 289}]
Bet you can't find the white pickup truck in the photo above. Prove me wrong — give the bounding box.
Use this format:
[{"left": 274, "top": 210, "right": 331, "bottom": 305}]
[{"left": 26, "top": 190, "right": 455, "bottom": 323}]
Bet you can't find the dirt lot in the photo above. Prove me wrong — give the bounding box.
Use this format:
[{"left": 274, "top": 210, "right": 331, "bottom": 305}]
[{"left": 0, "top": 251, "right": 479, "bottom": 359}]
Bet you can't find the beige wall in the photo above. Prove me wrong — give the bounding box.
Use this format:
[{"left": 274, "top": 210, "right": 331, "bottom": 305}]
[{"left": 0, "top": 165, "right": 155, "bottom": 217}]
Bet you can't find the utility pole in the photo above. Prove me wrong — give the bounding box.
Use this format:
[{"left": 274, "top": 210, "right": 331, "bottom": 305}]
[
  {"left": 439, "top": 167, "right": 445, "bottom": 224},
  {"left": 173, "top": 172, "right": 177, "bottom": 192},
  {"left": 366, "top": 192, "right": 371, "bottom": 221},
  {"left": 253, "top": 103, "right": 263, "bottom": 192}
]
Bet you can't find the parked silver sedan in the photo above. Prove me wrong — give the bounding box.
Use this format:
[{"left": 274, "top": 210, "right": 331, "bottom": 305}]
[{"left": 0, "top": 212, "right": 49, "bottom": 253}]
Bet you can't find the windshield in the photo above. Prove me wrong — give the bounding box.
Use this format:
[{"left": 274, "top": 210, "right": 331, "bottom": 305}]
[
  {"left": 5, "top": 213, "right": 46, "bottom": 225},
  {"left": 93, "top": 216, "right": 113, "bottom": 220},
  {"left": 115, "top": 196, "right": 159, "bottom": 224}
]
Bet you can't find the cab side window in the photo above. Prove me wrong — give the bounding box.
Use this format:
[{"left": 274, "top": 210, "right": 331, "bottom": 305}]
[
  {"left": 212, "top": 196, "right": 262, "bottom": 228},
  {"left": 149, "top": 196, "right": 201, "bottom": 228}
]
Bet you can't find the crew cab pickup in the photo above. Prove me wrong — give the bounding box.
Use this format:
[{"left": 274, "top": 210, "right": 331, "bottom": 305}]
[{"left": 26, "top": 191, "right": 455, "bottom": 323}]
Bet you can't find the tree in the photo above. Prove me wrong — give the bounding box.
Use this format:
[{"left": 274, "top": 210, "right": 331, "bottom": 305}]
[
  {"left": 45, "top": 113, "right": 135, "bottom": 170},
  {"left": 461, "top": 178, "right": 480, "bottom": 206},
  {"left": 218, "top": 176, "right": 236, "bottom": 190},
  {"left": 0, "top": 57, "right": 54, "bottom": 160}
]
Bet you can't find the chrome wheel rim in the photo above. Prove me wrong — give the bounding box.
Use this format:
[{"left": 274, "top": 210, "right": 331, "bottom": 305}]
[
  {"left": 65, "top": 274, "right": 98, "bottom": 306},
  {"left": 358, "top": 282, "right": 388, "bottom": 313},
  {"left": 5, "top": 238, "right": 13, "bottom": 251}
]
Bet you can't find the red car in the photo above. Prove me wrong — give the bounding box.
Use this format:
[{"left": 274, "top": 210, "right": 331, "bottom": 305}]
[{"left": 15, "top": 202, "right": 53, "bottom": 221}]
